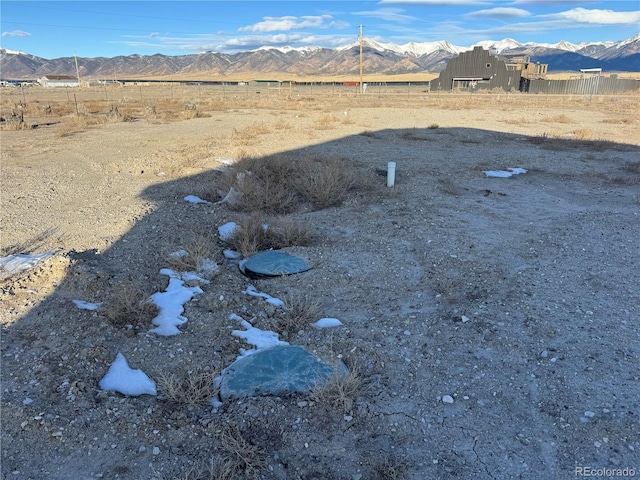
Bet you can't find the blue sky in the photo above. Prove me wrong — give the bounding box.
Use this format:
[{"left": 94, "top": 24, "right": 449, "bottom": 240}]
[{"left": 1, "top": 1, "right": 639, "bottom": 58}]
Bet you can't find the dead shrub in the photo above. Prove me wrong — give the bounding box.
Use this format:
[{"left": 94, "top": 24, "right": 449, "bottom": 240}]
[
  {"left": 268, "top": 216, "right": 314, "bottom": 249},
  {"left": 273, "top": 118, "right": 291, "bottom": 130},
  {"left": 156, "top": 370, "right": 217, "bottom": 407},
  {"left": 427, "top": 123, "right": 440, "bottom": 129},
  {"left": 295, "top": 156, "right": 355, "bottom": 209},
  {"left": 167, "top": 234, "right": 217, "bottom": 272},
  {"left": 601, "top": 117, "right": 635, "bottom": 125},
  {"left": 572, "top": 128, "right": 595, "bottom": 140},
  {"left": 103, "top": 280, "right": 159, "bottom": 328},
  {"left": 277, "top": 293, "right": 321, "bottom": 336},
  {"left": 314, "top": 114, "right": 337, "bottom": 130},
  {"left": 401, "top": 130, "right": 432, "bottom": 141},
  {"left": 231, "top": 122, "right": 271, "bottom": 144},
  {"left": 213, "top": 425, "right": 267, "bottom": 480},
  {"left": 220, "top": 154, "right": 300, "bottom": 214},
  {"left": 542, "top": 114, "right": 573, "bottom": 123},
  {"left": 225, "top": 213, "right": 313, "bottom": 257},
  {"left": 310, "top": 361, "right": 366, "bottom": 413},
  {"left": 225, "top": 213, "right": 271, "bottom": 256},
  {"left": 371, "top": 454, "right": 409, "bottom": 480}
]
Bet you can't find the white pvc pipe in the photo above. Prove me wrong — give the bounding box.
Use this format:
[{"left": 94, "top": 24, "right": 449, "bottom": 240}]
[{"left": 387, "top": 161, "right": 396, "bottom": 188}]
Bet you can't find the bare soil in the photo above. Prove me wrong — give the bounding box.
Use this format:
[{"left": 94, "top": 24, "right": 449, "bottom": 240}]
[{"left": 1, "top": 88, "right": 639, "bottom": 480}]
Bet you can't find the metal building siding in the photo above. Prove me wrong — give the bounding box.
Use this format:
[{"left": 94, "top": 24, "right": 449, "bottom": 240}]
[
  {"left": 527, "top": 76, "right": 640, "bottom": 94},
  {"left": 434, "top": 47, "right": 521, "bottom": 91}
]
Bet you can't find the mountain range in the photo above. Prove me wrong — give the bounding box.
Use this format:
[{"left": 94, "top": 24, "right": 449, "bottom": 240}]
[{"left": 1, "top": 34, "right": 638, "bottom": 80}]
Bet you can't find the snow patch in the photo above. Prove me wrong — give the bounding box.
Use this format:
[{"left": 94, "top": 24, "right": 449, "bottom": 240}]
[{"left": 99, "top": 353, "right": 157, "bottom": 396}]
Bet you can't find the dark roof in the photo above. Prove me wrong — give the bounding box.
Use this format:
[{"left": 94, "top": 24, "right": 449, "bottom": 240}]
[{"left": 43, "top": 75, "right": 77, "bottom": 81}]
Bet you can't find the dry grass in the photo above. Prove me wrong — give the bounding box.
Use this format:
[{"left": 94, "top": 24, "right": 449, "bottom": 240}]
[
  {"left": 156, "top": 369, "right": 217, "bottom": 407},
  {"left": 310, "top": 361, "right": 366, "bottom": 413},
  {"left": 371, "top": 455, "right": 409, "bottom": 480},
  {"left": 277, "top": 293, "right": 322, "bottom": 336},
  {"left": 218, "top": 153, "right": 357, "bottom": 213},
  {"left": 231, "top": 122, "right": 271, "bottom": 145},
  {"left": 219, "top": 154, "right": 300, "bottom": 214},
  {"left": 167, "top": 234, "right": 217, "bottom": 272},
  {"left": 295, "top": 156, "right": 355, "bottom": 209},
  {"left": 601, "top": 117, "right": 636, "bottom": 125},
  {"left": 314, "top": 114, "right": 338, "bottom": 130},
  {"left": 401, "top": 130, "right": 433, "bottom": 141},
  {"left": 103, "top": 280, "right": 159, "bottom": 328},
  {"left": 212, "top": 425, "right": 267, "bottom": 480},
  {"left": 572, "top": 128, "right": 596, "bottom": 140},
  {"left": 503, "top": 117, "right": 533, "bottom": 125},
  {"left": 273, "top": 118, "right": 292, "bottom": 130},
  {"left": 224, "top": 213, "right": 313, "bottom": 257},
  {"left": 541, "top": 114, "right": 574, "bottom": 123},
  {"left": 427, "top": 123, "right": 440, "bottom": 129}
]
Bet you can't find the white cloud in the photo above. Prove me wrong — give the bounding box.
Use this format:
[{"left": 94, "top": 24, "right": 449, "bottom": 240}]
[
  {"left": 2, "top": 30, "right": 31, "bottom": 38},
  {"left": 466, "top": 7, "right": 531, "bottom": 19},
  {"left": 239, "top": 15, "right": 346, "bottom": 33},
  {"left": 553, "top": 7, "right": 640, "bottom": 25},
  {"left": 354, "top": 7, "right": 418, "bottom": 22},
  {"left": 149, "top": 32, "right": 159, "bottom": 38},
  {"left": 379, "top": 0, "right": 489, "bottom": 5}
]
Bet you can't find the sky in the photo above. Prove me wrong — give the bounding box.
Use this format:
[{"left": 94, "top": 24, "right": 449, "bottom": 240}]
[{"left": 1, "top": 1, "right": 639, "bottom": 59}]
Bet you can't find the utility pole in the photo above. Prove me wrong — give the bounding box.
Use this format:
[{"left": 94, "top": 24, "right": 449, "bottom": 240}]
[
  {"left": 74, "top": 52, "right": 81, "bottom": 87},
  {"left": 359, "top": 25, "right": 363, "bottom": 94}
]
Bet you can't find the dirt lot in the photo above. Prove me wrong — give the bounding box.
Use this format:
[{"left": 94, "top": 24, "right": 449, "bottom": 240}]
[{"left": 1, "top": 86, "right": 639, "bottom": 479}]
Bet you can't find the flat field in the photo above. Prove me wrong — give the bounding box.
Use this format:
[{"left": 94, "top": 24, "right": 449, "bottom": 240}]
[{"left": 1, "top": 85, "right": 639, "bottom": 479}]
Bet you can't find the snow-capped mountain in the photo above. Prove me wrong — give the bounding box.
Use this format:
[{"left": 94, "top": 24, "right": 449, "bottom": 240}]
[{"left": 1, "top": 34, "right": 638, "bottom": 80}]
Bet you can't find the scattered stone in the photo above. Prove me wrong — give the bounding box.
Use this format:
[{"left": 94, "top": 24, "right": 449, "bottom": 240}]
[
  {"left": 219, "top": 345, "right": 343, "bottom": 401},
  {"left": 297, "top": 401, "right": 308, "bottom": 408},
  {"left": 461, "top": 315, "right": 470, "bottom": 323},
  {"left": 344, "top": 415, "right": 353, "bottom": 422},
  {"left": 152, "top": 447, "right": 160, "bottom": 455},
  {"left": 442, "top": 395, "right": 454, "bottom": 404},
  {"left": 584, "top": 411, "right": 595, "bottom": 418}
]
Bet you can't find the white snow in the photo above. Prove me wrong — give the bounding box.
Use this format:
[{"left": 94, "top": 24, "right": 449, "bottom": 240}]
[
  {"left": 312, "top": 318, "right": 344, "bottom": 329},
  {"left": 149, "top": 269, "right": 203, "bottom": 336},
  {"left": 483, "top": 167, "right": 527, "bottom": 178},
  {"left": 243, "top": 285, "right": 285, "bottom": 307},
  {"left": 72, "top": 300, "right": 101, "bottom": 310},
  {"left": 218, "top": 222, "right": 238, "bottom": 241},
  {"left": 0, "top": 249, "right": 58, "bottom": 276},
  {"left": 223, "top": 249, "right": 242, "bottom": 260},
  {"left": 184, "top": 195, "right": 211, "bottom": 204},
  {"left": 230, "top": 315, "right": 288, "bottom": 356},
  {"left": 98, "top": 353, "right": 157, "bottom": 396}
]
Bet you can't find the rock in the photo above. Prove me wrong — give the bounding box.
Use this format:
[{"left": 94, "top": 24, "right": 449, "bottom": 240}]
[
  {"left": 442, "top": 395, "right": 454, "bottom": 404},
  {"left": 219, "top": 345, "right": 344, "bottom": 401}
]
